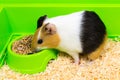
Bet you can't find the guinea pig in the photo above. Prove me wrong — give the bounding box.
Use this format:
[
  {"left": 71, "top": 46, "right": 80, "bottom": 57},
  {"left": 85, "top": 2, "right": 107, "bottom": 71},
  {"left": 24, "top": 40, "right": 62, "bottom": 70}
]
[{"left": 31, "top": 10, "right": 107, "bottom": 64}]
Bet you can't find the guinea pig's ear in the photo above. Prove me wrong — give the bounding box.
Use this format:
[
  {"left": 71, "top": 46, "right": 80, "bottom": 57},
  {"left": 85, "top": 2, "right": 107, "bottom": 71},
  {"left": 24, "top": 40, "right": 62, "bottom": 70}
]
[
  {"left": 37, "top": 15, "right": 47, "bottom": 29},
  {"left": 44, "top": 23, "right": 56, "bottom": 35}
]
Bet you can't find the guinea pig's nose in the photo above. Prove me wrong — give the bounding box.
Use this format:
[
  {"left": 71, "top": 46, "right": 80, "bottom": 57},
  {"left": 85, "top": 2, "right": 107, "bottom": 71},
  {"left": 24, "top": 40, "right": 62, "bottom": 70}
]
[
  {"left": 31, "top": 47, "right": 41, "bottom": 53},
  {"left": 38, "top": 39, "right": 43, "bottom": 44}
]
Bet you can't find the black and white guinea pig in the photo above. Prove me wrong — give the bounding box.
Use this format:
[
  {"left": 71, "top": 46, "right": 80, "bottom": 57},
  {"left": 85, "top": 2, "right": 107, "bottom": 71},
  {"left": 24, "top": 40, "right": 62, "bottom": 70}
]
[{"left": 31, "top": 10, "right": 107, "bottom": 64}]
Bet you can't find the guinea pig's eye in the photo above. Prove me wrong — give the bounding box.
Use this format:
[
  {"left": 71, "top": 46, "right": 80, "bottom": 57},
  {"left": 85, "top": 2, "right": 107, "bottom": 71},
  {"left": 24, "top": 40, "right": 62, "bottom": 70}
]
[
  {"left": 38, "top": 39, "right": 43, "bottom": 44},
  {"left": 45, "top": 27, "right": 48, "bottom": 31}
]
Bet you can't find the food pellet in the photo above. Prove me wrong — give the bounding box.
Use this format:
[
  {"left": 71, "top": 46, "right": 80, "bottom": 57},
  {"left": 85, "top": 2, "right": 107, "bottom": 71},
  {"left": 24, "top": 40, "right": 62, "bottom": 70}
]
[{"left": 12, "top": 35, "right": 33, "bottom": 55}]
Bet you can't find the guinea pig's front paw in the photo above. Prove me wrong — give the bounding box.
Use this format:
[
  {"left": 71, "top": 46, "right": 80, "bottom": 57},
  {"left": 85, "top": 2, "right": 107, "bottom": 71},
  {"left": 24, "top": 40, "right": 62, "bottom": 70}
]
[{"left": 74, "top": 60, "right": 80, "bottom": 65}]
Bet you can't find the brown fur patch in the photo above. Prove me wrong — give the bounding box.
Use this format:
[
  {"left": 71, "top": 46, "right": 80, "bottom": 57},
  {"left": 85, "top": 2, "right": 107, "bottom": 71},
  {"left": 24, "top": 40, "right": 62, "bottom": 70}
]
[
  {"left": 31, "top": 28, "right": 41, "bottom": 51},
  {"left": 88, "top": 35, "right": 107, "bottom": 60},
  {"left": 40, "top": 24, "right": 60, "bottom": 48},
  {"left": 40, "top": 33, "right": 60, "bottom": 48},
  {"left": 31, "top": 23, "right": 60, "bottom": 51}
]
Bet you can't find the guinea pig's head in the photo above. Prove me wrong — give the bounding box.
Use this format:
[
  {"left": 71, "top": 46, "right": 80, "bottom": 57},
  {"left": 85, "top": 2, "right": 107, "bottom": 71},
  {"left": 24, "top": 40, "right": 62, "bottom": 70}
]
[{"left": 31, "top": 15, "right": 60, "bottom": 52}]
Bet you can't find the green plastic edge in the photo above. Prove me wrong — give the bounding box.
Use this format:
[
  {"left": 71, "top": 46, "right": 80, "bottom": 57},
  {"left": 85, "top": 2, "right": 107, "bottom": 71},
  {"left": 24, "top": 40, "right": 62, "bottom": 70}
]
[
  {"left": 0, "top": 0, "right": 120, "bottom": 4},
  {"left": 0, "top": 33, "right": 23, "bottom": 67},
  {"left": 0, "top": 7, "right": 4, "bottom": 67},
  {"left": 7, "top": 50, "right": 58, "bottom": 74},
  {"left": 0, "top": 33, "right": 22, "bottom": 67},
  {"left": 0, "top": 7, "right": 12, "bottom": 68},
  {"left": 0, "top": 33, "right": 12, "bottom": 68},
  {"left": 1, "top": 4, "right": 120, "bottom": 7},
  {"left": 6, "top": 34, "right": 59, "bottom": 74}
]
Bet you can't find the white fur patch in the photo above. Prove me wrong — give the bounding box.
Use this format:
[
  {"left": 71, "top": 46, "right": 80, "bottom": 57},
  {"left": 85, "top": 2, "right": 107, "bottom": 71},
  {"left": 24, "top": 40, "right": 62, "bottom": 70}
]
[
  {"left": 44, "top": 11, "right": 85, "bottom": 54},
  {"left": 37, "top": 28, "right": 41, "bottom": 40}
]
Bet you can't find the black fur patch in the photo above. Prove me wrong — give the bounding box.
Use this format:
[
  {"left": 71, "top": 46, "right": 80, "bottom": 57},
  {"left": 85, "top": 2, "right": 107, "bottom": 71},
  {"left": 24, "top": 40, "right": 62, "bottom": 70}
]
[
  {"left": 37, "top": 15, "right": 47, "bottom": 29},
  {"left": 81, "top": 11, "right": 106, "bottom": 55}
]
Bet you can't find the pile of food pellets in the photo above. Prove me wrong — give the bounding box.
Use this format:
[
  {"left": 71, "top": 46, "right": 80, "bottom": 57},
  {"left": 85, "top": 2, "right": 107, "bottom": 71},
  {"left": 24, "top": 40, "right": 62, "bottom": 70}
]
[{"left": 12, "top": 35, "right": 33, "bottom": 55}]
